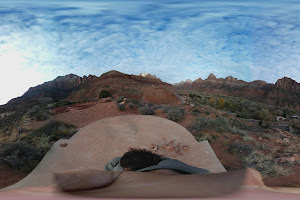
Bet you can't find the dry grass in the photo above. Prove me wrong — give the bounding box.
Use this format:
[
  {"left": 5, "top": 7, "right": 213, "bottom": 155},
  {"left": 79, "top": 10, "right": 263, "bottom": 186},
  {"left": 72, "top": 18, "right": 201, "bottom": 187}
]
[{"left": 242, "top": 151, "right": 292, "bottom": 178}]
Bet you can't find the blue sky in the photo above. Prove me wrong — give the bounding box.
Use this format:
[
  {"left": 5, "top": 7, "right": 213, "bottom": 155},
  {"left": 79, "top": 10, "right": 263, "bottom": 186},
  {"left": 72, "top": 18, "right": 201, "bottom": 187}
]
[{"left": 0, "top": 0, "right": 299, "bottom": 105}]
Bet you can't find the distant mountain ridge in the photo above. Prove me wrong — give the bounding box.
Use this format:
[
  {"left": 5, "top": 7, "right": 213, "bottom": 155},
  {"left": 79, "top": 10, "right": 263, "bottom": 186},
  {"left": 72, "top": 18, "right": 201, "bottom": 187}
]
[
  {"left": 0, "top": 70, "right": 179, "bottom": 111},
  {"left": 174, "top": 73, "right": 300, "bottom": 108},
  {"left": 1, "top": 71, "right": 299, "bottom": 112}
]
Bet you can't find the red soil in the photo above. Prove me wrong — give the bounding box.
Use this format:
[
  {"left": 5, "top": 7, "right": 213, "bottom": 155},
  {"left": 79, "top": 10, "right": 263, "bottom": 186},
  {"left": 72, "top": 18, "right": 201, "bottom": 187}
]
[{"left": 0, "top": 164, "right": 27, "bottom": 189}]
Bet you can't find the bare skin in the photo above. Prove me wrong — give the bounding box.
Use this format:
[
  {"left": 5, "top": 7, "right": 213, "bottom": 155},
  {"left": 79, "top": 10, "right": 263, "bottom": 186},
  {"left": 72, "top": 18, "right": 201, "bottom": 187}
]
[{"left": 54, "top": 169, "right": 122, "bottom": 191}]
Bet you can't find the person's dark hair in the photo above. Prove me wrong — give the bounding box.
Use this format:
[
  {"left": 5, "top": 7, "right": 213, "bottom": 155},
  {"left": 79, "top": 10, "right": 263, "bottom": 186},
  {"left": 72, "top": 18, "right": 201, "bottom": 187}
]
[{"left": 120, "top": 148, "right": 162, "bottom": 171}]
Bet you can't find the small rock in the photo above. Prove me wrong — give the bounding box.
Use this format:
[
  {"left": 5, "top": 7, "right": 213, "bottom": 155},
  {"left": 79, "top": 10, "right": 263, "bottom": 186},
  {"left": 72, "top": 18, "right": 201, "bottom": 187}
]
[
  {"left": 282, "top": 138, "right": 289, "bottom": 143},
  {"left": 150, "top": 144, "right": 159, "bottom": 151},
  {"left": 100, "top": 97, "right": 112, "bottom": 103},
  {"left": 182, "top": 145, "right": 189, "bottom": 152},
  {"left": 60, "top": 143, "right": 68, "bottom": 147},
  {"left": 163, "top": 144, "right": 174, "bottom": 152}
]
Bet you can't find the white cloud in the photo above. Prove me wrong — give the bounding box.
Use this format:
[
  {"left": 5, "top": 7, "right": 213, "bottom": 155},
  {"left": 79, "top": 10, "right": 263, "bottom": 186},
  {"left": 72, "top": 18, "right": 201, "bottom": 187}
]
[{"left": 0, "top": 0, "right": 299, "bottom": 105}]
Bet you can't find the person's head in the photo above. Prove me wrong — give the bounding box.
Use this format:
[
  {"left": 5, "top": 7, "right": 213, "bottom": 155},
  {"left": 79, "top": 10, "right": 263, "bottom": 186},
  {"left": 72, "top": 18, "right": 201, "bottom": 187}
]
[{"left": 120, "top": 148, "right": 162, "bottom": 171}]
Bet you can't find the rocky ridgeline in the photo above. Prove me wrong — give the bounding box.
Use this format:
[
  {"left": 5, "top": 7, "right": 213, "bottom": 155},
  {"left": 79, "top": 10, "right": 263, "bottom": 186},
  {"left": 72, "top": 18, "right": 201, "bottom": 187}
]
[
  {"left": 175, "top": 73, "right": 268, "bottom": 88},
  {"left": 1, "top": 70, "right": 178, "bottom": 111},
  {"left": 175, "top": 73, "right": 300, "bottom": 108},
  {"left": 23, "top": 74, "right": 97, "bottom": 98}
]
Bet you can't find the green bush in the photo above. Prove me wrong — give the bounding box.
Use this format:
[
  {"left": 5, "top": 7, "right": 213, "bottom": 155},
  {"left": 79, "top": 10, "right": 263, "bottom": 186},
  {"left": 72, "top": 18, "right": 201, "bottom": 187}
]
[
  {"left": 99, "top": 90, "right": 112, "bottom": 99},
  {"left": 0, "top": 141, "right": 43, "bottom": 172},
  {"left": 167, "top": 108, "right": 185, "bottom": 122},
  {"left": 138, "top": 107, "right": 155, "bottom": 115},
  {"left": 117, "top": 103, "right": 125, "bottom": 111}
]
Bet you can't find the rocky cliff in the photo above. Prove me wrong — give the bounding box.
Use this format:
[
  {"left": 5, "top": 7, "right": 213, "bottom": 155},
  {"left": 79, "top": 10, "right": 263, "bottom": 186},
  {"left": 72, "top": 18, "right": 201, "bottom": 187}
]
[
  {"left": 275, "top": 77, "right": 300, "bottom": 94},
  {"left": 175, "top": 74, "right": 300, "bottom": 108}
]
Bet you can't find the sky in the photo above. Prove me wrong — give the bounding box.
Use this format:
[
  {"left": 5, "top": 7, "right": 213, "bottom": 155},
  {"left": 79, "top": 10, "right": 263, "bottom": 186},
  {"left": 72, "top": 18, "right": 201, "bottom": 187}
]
[{"left": 0, "top": 0, "right": 299, "bottom": 105}]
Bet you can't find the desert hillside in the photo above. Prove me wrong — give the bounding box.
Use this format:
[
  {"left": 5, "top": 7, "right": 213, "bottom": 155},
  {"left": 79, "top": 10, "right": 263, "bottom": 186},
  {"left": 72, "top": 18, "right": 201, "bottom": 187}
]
[
  {"left": 0, "top": 70, "right": 299, "bottom": 189},
  {"left": 174, "top": 73, "right": 300, "bottom": 109}
]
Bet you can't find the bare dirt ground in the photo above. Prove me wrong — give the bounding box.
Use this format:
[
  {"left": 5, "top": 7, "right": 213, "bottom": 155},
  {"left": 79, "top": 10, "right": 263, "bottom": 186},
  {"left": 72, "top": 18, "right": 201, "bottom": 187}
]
[
  {"left": 1, "top": 101, "right": 299, "bottom": 189},
  {"left": 0, "top": 164, "right": 27, "bottom": 189}
]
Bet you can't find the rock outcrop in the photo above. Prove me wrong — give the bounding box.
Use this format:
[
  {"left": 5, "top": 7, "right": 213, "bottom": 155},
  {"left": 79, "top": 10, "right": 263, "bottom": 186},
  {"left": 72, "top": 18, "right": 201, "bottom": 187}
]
[
  {"left": 138, "top": 73, "right": 158, "bottom": 79},
  {"left": 275, "top": 77, "right": 300, "bottom": 93}
]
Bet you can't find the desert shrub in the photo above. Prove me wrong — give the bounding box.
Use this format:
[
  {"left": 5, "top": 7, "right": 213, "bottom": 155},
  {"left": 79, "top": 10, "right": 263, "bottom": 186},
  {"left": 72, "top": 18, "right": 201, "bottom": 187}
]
[
  {"left": 188, "top": 116, "right": 213, "bottom": 132},
  {"left": 127, "top": 99, "right": 145, "bottom": 108},
  {"left": 230, "top": 118, "right": 248, "bottom": 129},
  {"left": 138, "top": 107, "right": 154, "bottom": 115},
  {"left": 53, "top": 100, "right": 76, "bottom": 108},
  {"left": 99, "top": 90, "right": 112, "bottom": 99},
  {"left": 218, "top": 98, "right": 225, "bottom": 109},
  {"left": 242, "top": 151, "right": 292, "bottom": 177},
  {"left": 152, "top": 104, "right": 161, "bottom": 110},
  {"left": 192, "top": 108, "right": 200, "bottom": 116},
  {"left": 32, "top": 134, "right": 51, "bottom": 150},
  {"left": 167, "top": 107, "right": 185, "bottom": 122},
  {"left": 261, "top": 133, "right": 271, "bottom": 140},
  {"left": 35, "top": 110, "right": 51, "bottom": 121},
  {"left": 27, "top": 106, "right": 51, "bottom": 121},
  {"left": 194, "top": 133, "right": 212, "bottom": 142},
  {"left": 256, "top": 142, "right": 269, "bottom": 150},
  {"left": 178, "top": 107, "right": 185, "bottom": 115},
  {"left": 229, "top": 142, "right": 254, "bottom": 154},
  {"left": 161, "top": 106, "right": 170, "bottom": 113},
  {"left": 209, "top": 97, "right": 215, "bottom": 106},
  {"left": 205, "top": 111, "right": 210, "bottom": 115},
  {"left": 116, "top": 96, "right": 124, "bottom": 104},
  {"left": 147, "top": 103, "right": 154, "bottom": 107},
  {"left": 117, "top": 103, "right": 125, "bottom": 111},
  {"left": 229, "top": 126, "right": 248, "bottom": 136},
  {"left": 241, "top": 134, "right": 253, "bottom": 142},
  {"left": 0, "top": 141, "right": 43, "bottom": 172},
  {"left": 189, "top": 116, "right": 248, "bottom": 135},
  {"left": 128, "top": 103, "right": 135, "bottom": 109},
  {"left": 23, "top": 120, "right": 77, "bottom": 143},
  {"left": 212, "top": 117, "right": 231, "bottom": 132}
]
